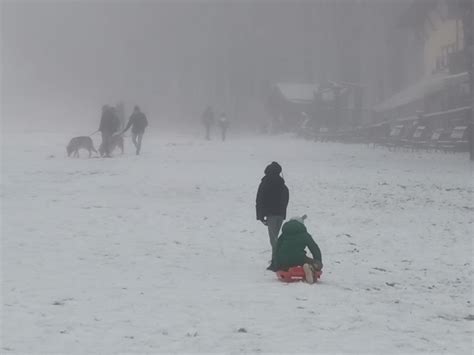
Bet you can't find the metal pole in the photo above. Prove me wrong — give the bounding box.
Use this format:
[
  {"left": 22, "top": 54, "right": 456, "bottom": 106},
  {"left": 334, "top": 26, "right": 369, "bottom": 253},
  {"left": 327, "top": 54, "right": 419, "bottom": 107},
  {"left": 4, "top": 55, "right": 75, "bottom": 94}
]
[
  {"left": 459, "top": 0, "right": 474, "bottom": 160},
  {"left": 302, "top": 1, "right": 314, "bottom": 83},
  {"left": 467, "top": 2, "right": 474, "bottom": 161}
]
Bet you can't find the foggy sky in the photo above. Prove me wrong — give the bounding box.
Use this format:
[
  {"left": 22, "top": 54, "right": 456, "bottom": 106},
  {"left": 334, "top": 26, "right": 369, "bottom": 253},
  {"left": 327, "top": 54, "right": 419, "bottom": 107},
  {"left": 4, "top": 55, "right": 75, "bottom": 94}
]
[{"left": 1, "top": 1, "right": 415, "bottom": 129}]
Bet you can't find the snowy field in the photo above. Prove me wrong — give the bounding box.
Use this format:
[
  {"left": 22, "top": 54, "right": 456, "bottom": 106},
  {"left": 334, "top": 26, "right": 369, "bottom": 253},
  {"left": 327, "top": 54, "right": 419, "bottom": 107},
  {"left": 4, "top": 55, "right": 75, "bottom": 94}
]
[{"left": 2, "top": 129, "right": 473, "bottom": 354}]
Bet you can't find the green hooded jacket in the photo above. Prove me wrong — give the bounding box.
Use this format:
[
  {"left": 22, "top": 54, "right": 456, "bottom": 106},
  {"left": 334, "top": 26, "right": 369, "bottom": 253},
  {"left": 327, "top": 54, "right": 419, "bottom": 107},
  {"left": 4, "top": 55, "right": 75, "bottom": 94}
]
[{"left": 274, "top": 220, "right": 322, "bottom": 270}]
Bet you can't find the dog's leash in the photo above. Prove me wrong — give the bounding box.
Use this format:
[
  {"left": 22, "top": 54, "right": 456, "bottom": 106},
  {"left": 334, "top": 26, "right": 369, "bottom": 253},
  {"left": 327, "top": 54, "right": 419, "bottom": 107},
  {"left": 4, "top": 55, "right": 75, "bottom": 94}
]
[{"left": 89, "top": 130, "right": 99, "bottom": 136}]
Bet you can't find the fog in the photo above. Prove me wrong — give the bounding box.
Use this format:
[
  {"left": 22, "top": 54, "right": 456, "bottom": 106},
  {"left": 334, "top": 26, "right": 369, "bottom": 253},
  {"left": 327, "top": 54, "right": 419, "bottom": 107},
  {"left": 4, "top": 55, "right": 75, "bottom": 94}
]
[
  {"left": 2, "top": 0, "right": 416, "bottom": 132},
  {"left": 2, "top": 1, "right": 473, "bottom": 353}
]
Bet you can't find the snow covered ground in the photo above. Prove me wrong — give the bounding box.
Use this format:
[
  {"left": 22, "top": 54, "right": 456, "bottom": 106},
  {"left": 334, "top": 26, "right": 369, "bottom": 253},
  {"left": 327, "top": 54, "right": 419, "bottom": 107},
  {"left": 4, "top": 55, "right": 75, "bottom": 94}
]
[{"left": 2, "top": 129, "right": 473, "bottom": 354}]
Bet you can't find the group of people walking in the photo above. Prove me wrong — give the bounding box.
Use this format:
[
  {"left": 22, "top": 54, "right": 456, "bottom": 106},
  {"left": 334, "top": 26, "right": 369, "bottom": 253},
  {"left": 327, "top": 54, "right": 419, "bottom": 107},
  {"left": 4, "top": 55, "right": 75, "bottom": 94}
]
[
  {"left": 256, "top": 161, "right": 323, "bottom": 284},
  {"left": 99, "top": 105, "right": 148, "bottom": 157},
  {"left": 201, "top": 106, "right": 230, "bottom": 141},
  {"left": 98, "top": 104, "right": 230, "bottom": 156}
]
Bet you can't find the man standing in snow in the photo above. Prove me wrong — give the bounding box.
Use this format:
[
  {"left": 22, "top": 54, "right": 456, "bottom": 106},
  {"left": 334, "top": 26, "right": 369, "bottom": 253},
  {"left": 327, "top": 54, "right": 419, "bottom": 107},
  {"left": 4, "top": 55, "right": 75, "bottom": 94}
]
[
  {"left": 256, "top": 161, "right": 289, "bottom": 270},
  {"left": 121, "top": 105, "right": 148, "bottom": 155},
  {"left": 99, "top": 105, "right": 120, "bottom": 157}
]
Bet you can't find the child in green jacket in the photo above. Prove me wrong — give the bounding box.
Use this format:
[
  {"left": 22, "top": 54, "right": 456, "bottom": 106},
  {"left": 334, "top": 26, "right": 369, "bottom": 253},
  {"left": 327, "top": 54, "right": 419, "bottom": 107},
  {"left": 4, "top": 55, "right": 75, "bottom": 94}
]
[{"left": 273, "top": 215, "right": 323, "bottom": 284}]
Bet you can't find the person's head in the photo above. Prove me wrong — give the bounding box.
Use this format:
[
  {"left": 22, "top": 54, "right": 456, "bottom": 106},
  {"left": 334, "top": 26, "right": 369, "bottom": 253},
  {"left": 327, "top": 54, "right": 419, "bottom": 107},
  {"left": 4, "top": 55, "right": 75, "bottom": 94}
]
[
  {"left": 264, "top": 161, "right": 282, "bottom": 176},
  {"left": 134, "top": 105, "right": 140, "bottom": 112},
  {"left": 282, "top": 215, "right": 308, "bottom": 235},
  {"left": 290, "top": 214, "right": 307, "bottom": 224},
  {"left": 102, "top": 105, "right": 109, "bottom": 112}
]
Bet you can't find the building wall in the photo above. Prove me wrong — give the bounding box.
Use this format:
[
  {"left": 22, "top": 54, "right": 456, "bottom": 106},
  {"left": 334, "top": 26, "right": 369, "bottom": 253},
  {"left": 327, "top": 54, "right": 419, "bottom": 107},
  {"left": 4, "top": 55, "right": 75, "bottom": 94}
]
[
  {"left": 423, "top": 2, "right": 464, "bottom": 77},
  {"left": 368, "top": 1, "right": 424, "bottom": 123},
  {"left": 370, "top": 0, "right": 470, "bottom": 122}
]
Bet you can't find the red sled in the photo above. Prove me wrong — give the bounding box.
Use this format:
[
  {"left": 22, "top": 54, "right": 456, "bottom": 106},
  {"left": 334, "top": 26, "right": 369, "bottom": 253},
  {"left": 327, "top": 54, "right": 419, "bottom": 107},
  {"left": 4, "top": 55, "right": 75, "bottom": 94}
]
[{"left": 276, "top": 266, "right": 322, "bottom": 283}]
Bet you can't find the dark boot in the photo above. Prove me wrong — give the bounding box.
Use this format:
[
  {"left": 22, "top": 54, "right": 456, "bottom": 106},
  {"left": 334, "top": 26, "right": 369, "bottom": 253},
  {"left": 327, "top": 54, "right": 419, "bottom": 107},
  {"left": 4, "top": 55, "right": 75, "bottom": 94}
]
[{"left": 266, "top": 260, "right": 277, "bottom": 272}]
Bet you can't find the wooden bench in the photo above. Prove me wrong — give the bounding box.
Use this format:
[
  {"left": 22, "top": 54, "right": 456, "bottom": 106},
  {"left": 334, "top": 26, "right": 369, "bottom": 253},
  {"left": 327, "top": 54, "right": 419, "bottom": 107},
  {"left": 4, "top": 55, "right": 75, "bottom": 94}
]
[
  {"left": 315, "top": 127, "right": 330, "bottom": 142},
  {"left": 381, "top": 125, "right": 405, "bottom": 149},
  {"left": 419, "top": 128, "right": 446, "bottom": 151},
  {"left": 436, "top": 126, "right": 470, "bottom": 152},
  {"left": 402, "top": 126, "right": 430, "bottom": 150}
]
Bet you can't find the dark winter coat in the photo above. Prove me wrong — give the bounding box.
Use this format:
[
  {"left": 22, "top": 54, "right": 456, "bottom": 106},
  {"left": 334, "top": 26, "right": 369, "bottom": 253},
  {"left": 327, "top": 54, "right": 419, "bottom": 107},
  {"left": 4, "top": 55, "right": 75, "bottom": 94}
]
[
  {"left": 256, "top": 162, "right": 289, "bottom": 220},
  {"left": 274, "top": 220, "right": 322, "bottom": 270},
  {"left": 99, "top": 110, "right": 120, "bottom": 134},
  {"left": 124, "top": 111, "right": 148, "bottom": 134}
]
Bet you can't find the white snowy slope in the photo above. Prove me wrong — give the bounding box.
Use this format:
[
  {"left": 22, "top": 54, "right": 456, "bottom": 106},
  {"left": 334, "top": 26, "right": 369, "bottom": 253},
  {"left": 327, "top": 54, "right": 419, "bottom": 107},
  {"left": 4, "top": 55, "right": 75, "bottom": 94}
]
[{"left": 1, "top": 130, "right": 473, "bottom": 354}]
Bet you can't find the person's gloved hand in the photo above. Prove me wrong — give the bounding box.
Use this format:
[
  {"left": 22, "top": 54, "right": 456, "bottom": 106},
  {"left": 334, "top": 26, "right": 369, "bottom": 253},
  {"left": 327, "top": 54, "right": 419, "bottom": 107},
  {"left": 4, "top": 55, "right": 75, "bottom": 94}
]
[{"left": 260, "top": 217, "right": 268, "bottom": 226}]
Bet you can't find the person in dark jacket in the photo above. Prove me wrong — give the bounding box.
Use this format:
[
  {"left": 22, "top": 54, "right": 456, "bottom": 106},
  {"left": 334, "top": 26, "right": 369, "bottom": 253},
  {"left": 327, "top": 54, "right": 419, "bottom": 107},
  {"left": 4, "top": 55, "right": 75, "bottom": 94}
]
[
  {"left": 202, "top": 106, "right": 214, "bottom": 140},
  {"left": 121, "top": 105, "right": 148, "bottom": 155},
  {"left": 99, "top": 105, "right": 121, "bottom": 157},
  {"left": 256, "top": 161, "right": 289, "bottom": 270},
  {"left": 274, "top": 216, "right": 323, "bottom": 283}
]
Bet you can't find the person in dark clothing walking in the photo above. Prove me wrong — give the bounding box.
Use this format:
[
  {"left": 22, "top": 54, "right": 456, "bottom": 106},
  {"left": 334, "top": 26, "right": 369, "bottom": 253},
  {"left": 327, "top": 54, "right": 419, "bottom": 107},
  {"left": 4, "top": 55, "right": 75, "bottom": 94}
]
[
  {"left": 202, "top": 106, "right": 214, "bottom": 140},
  {"left": 274, "top": 216, "right": 323, "bottom": 283},
  {"left": 99, "top": 105, "right": 121, "bottom": 157},
  {"left": 256, "top": 161, "right": 289, "bottom": 270},
  {"left": 121, "top": 105, "right": 148, "bottom": 155}
]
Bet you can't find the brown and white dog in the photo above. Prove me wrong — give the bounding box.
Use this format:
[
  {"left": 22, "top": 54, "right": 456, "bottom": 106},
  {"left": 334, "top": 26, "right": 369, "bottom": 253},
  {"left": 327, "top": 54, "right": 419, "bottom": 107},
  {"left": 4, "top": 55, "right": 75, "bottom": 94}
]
[{"left": 66, "top": 136, "right": 98, "bottom": 158}]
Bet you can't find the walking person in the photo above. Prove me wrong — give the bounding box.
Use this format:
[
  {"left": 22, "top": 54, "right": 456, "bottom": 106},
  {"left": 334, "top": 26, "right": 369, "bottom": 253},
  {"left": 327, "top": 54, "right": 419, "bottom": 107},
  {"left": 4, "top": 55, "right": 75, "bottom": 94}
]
[
  {"left": 121, "top": 105, "right": 148, "bottom": 155},
  {"left": 99, "top": 105, "right": 120, "bottom": 157},
  {"left": 256, "top": 161, "right": 289, "bottom": 270},
  {"left": 201, "top": 106, "right": 214, "bottom": 140},
  {"left": 218, "top": 112, "right": 229, "bottom": 141}
]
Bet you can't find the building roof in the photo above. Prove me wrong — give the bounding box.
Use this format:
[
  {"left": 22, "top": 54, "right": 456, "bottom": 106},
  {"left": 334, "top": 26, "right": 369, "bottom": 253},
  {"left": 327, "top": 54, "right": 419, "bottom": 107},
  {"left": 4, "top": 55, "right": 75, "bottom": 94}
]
[
  {"left": 373, "top": 72, "right": 468, "bottom": 113},
  {"left": 275, "top": 83, "right": 319, "bottom": 104}
]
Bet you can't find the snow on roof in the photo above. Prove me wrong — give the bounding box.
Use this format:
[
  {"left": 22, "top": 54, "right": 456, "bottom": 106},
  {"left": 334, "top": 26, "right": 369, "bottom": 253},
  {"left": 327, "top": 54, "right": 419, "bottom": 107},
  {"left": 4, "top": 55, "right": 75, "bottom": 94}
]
[
  {"left": 423, "top": 105, "right": 472, "bottom": 119},
  {"left": 276, "top": 83, "right": 319, "bottom": 104},
  {"left": 373, "top": 72, "right": 468, "bottom": 113}
]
